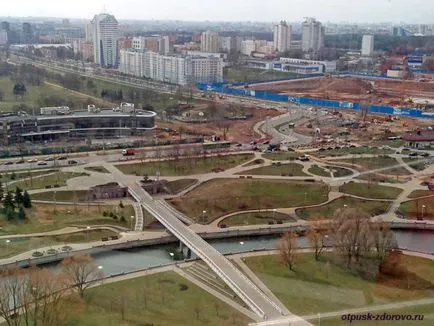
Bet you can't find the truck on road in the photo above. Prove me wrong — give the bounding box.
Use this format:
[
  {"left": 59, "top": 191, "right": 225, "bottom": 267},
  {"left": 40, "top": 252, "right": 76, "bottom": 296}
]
[{"left": 122, "top": 149, "right": 136, "bottom": 156}]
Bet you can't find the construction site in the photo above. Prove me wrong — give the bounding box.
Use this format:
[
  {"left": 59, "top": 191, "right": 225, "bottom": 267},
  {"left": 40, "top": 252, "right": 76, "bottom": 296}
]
[{"left": 245, "top": 75, "right": 434, "bottom": 109}]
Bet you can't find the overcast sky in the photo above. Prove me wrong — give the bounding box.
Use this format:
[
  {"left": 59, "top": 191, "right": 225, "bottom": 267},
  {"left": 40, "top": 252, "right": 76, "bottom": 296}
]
[{"left": 2, "top": 0, "right": 433, "bottom": 23}]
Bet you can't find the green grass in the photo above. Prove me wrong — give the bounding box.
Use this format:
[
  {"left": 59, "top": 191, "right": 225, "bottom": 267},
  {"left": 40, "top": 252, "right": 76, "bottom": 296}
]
[
  {"left": 314, "top": 146, "right": 394, "bottom": 158},
  {"left": 333, "top": 156, "right": 411, "bottom": 176},
  {"left": 0, "top": 76, "right": 93, "bottom": 111},
  {"left": 242, "top": 158, "right": 265, "bottom": 167},
  {"left": 369, "top": 139, "right": 406, "bottom": 148},
  {"left": 408, "top": 190, "right": 434, "bottom": 198},
  {"left": 237, "top": 163, "right": 307, "bottom": 176},
  {"left": 166, "top": 179, "right": 197, "bottom": 194},
  {"left": 115, "top": 154, "right": 254, "bottom": 176},
  {"left": 339, "top": 182, "right": 403, "bottom": 200},
  {"left": 0, "top": 202, "right": 134, "bottom": 235},
  {"left": 243, "top": 254, "right": 434, "bottom": 316},
  {"left": 308, "top": 165, "right": 331, "bottom": 177},
  {"left": 403, "top": 158, "right": 428, "bottom": 171},
  {"left": 356, "top": 173, "right": 407, "bottom": 184},
  {"left": 168, "top": 178, "right": 329, "bottom": 223},
  {"left": 218, "top": 211, "right": 296, "bottom": 227},
  {"left": 64, "top": 271, "right": 251, "bottom": 326},
  {"left": 398, "top": 199, "right": 434, "bottom": 220},
  {"left": 30, "top": 190, "right": 90, "bottom": 201},
  {"left": 262, "top": 152, "right": 301, "bottom": 161},
  {"left": 8, "top": 172, "right": 88, "bottom": 190},
  {"left": 0, "top": 229, "right": 117, "bottom": 258},
  {"left": 325, "top": 166, "right": 354, "bottom": 178},
  {"left": 296, "top": 196, "right": 391, "bottom": 220},
  {"left": 0, "top": 169, "right": 58, "bottom": 183},
  {"left": 84, "top": 166, "right": 110, "bottom": 174},
  {"left": 224, "top": 67, "right": 297, "bottom": 83}
]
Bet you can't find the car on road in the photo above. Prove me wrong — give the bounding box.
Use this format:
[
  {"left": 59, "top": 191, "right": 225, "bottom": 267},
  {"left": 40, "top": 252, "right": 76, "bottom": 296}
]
[
  {"left": 409, "top": 152, "right": 418, "bottom": 157},
  {"left": 44, "top": 157, "right": 55, "bottom": 161},
  {"left": 27, "top": 158, "right": 38, "bottom": 163},
  {"left": 57, "top": 155, "right": 68, "bottom": 160},
  {"left": 15, "top": 159, "right": 25, "bottom": 164},
  {"left": 298, "top": 155, "right": 310, "bottom": 162},
  {"left": 67, "top": 160, "right": 78, "bottom": 165},
  {"left": 37, "top": 161, "right": 48, "bottom": 166},
  {"left": 420, "top": 153, "right": 430, "bottom": 157},
  {"left": 3, "top": 161, "right": 14, "bottom": 165}
]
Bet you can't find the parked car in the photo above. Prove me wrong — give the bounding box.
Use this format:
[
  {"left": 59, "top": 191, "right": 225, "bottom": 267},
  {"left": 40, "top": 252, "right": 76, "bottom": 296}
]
[
  {"left": 420, "top": 152, "right": 430, "bottom": 157},
  {"left": 67, "top": 160, "right": 78, "bottom": 165},
  {"left": 409, "top": 152, "right": 418, "bottom": 157},
  {"left": 44, "top": 157, "right": 55, "bottom": 161},
  {"left": 27, "top": 158, "right": 38, "bottom": 163},
  {"left": 3, "top": 161, "right": 14, "bottom": 165},
  {"left": 15, "top": 159, "right": 25, "bottom": 164},
  {"left": 37, "top": 161, "right": 48, "bottom": 166},
  {"left": 57, "top": 155, "right": 68, "bottom": 160}
]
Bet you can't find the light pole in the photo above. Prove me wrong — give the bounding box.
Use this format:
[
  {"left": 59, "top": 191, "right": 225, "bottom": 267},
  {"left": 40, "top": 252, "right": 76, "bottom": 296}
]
[
  {"left": 239, "top": 241, "right": 244, "bottom": 245},
  {"left": 130, "top": 215, "right": 135, "bottom": 231},
  {"left": 421, "top": 205, "right": 426, "bottom": 220},
  {"left": 86, "top": 226, "right": 90, "bottom": 241},
  {"left": 202, "top": 210, "right": 206, "bottom": 223},
  {"left": 169, "top": 252, "right": 174, "bottom": 261},
  {"left": 5, "top": 239, "right": 10, "bottom": 256}
]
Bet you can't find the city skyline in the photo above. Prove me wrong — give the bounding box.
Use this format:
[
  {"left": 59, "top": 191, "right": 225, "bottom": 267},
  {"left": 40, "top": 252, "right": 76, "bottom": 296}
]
[{"left": 1, "top": 0, "right": 433, "bottom": 24}]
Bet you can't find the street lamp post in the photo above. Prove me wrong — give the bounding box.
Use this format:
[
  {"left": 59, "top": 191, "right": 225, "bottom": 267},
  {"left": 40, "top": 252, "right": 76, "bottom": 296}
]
[
  {"left": 202, "top": 210, "right": 206, "bottom": 223},
  {"left": 130, "top": 215, "right": 135, "bottom": 231},
  {"left": 86, "top": 226, "right": 90, "bottom": 241},
  {"left": 421, "top": 205, "right": 426, "bottom": 220},
  {"left": 5, "top": 239, "right": 10, "bottom": 256},
  {"left": 169, "top": 252, "right": 174, "bottom": 261}
]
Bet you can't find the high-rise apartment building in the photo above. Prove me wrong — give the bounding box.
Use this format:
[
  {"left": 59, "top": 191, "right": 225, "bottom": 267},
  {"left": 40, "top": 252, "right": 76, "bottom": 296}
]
[
  {"left": 91, "top": 13, "right": 119, "bottom": 67},
  {"left": 200, "top": 31, "right": 219, "bottom": 53},
  {"left": 132, "top": 36, "right": 172, "bottom": 55},
  {"left": 119, "top": 49, "right": 223, "bottom": 85},
  {"left": 85, "top": 22, "right": 93, "bottom": 42},
  {"left": 22, "top": 22, "right": 33, "bottom": 43},
  {"left": 1, "top": 22, "right": 10, "bottom": 31},
  {"left": 273, "top": 21, "right": 292, "bottom": 53},
  {"left": 361, "top": 35, "right": 374, "bottom": 57},
  {"left": 301, "top": 17, "right": 324, "bottom": 53}
]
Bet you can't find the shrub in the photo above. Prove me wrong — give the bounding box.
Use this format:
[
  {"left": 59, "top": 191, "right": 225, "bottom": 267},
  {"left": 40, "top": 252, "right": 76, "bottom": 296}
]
[
  {"left": 102, "top": 211, "right": 108, "bottom": 217},
  {"left": 120, "top": 216, "right": 126, "bottom": 223}
]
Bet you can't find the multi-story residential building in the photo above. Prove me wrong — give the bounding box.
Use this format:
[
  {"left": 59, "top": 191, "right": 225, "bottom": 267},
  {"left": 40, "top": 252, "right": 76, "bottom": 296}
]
[
  {"left": 71, "top": 39, "right": 94, "bottom": 61},
  {"left": 85, "top": 22, "right": 93, "bottom": 42},
  {"left": 22, "top": 22, "right": 33, "bottom": 43},
  {"left": 200, "top": 31, "right": 219, "bottom": 53},
  {"left": 91, "top": 13, "right": 119, "bottom": 67},
  {"left": 119, "top": 49, "right": 223, "bottom": 85},
  {"left": 301, "top": 17, "right": 325, "bottom": 53},
  {"left": 132, "top": 36, "right": 172, "bottom": 55},
  {"left": 219, "top": 36, "right": 237, "bottom": 53},
  {"left": 0, "top": 30, "right": 7, "bottom": 45},
  {"left": 273, "top": 21, "right": 292, "bottom": 53},
  {"left": 241, "top": 40, "right": 268, "bottom": 56},
  {"left": 361, "top": 35, "right": 374, "bottom": 57}
]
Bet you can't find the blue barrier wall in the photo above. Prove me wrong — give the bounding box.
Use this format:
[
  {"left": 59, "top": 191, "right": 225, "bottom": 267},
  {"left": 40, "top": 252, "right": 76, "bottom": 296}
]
[{"left": 196, "top": 83, "right": 434, "bottom": 120}]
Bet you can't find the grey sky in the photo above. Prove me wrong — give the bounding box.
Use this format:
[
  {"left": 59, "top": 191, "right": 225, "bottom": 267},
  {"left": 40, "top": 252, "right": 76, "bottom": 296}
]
[{"left": 2, "top": 0, "right": 433, "bottom": 23}]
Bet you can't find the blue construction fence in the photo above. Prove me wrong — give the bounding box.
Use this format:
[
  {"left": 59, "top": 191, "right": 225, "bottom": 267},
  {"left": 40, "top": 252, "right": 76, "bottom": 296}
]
[{"left": 196, "top": 83, "right": 434, "bottom": 120}]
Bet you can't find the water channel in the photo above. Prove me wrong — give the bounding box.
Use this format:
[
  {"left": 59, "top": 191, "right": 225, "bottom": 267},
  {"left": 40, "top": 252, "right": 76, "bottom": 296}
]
[{"left": 89, "top": 230, "right": 434, "bottom": 276}]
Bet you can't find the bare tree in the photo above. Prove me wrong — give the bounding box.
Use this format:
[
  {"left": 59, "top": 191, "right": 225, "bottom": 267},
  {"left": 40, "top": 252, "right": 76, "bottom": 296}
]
[
  {"left": 0, "top": 268, "right": 26, "bottom": 326},
  {"left": 276, "top": 231, "right": 298, "bottom": 271},
  {"left": 306, "top": 219, "right": 327, "bottom": 261},
  {"left": 372, "top": 219, "right": 396, "bottom": 261},
  {"left": 61, "top": 255, "right": 103, "bottom": 298}
]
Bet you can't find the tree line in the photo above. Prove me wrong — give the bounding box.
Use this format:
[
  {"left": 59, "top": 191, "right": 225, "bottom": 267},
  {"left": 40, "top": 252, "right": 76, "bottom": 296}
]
[
  {"left": 0, "top": 255, "right": 102, "bottom": 326},
  {"left": 277, "top": 207, "right": 397, "bottom": 280},
  {"left": 0, "top": 184, "right": 32, "bottom": 221}
]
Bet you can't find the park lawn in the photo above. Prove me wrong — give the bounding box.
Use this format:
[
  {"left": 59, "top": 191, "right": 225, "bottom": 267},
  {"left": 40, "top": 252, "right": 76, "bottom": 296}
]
[
  {"left": 224, "top": 67, "right": 296, "bottom": 83},
  {"left": 313, "top": 147, "right": 394, "bottom": 158},
  {"left": 64, "top": 271, "right": 251, "bottom": 326},
  {"left": 408, "top": 190, "right": 434, "bottom": 198},
  {"left": 398, "top": 199, "right": 434, "bottom": 220},
  {"left": 316, "top": 303, "right": 434, "bottom": 326},
  {"left": 115, "top": 153, "right": 254, "bottom": 176},
  {"left": 356, "top": 173, "right": 408, "bottom": 184},
  {"left": 369, "top": 140, "right": 405, "bottom": 148},
  {"left": 166, "top": 179, "right": 197, "bottom": 194},
  {"left": 325, "top": 166, "right": 353, "bottom": 178},
  {"left": 0, "top": 203, "right": 134, "bottom": 235},
  {"left": 243, "top": 253, "right": 434, "bottom": 316},
  {"left": 296, "top": 196, "right": 391, "bottom": 220},
  {"left": 0, "top": 229, "right": 117, "bottom": 258},
  {"left": 262, "top": 152, "right": 301, "bottom": 161},
  {"left": 403, "top": 158, "right": 428, "bottom": 171},
  {"left": 0, "top": 169, "right": 58, "bottom": 183},
  {"left": 237, "top": 163, "right": 307, "bottom": 176},
  {"left": 168, "top": 178, "right": 329, "bottom": 223},
  {"left": 8, "top": 172, "right": 88, "bottom": 190},
  {"left": 339, "top": 182, "right": 403, "bottom": 200},
  {"left": 0, "top": 76, "right": 91, "bottom": 111},
  {"left": 332, "top": 156, "right": 411, "bottom": 175},
  {"left": 308, "top": 165, "right": 331, "bottom": 177},
  {"left": 218, "top": 211, "right": 296, "bottom": 227},
  {"left": 84, "top": 166, "right": 110, "bottom": 174},
  {"left": 30, "top": 190, "right": 90, "bottom": 201},
  {"left": 242, "top": 158, "right": 265, "bottom": 167}
]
